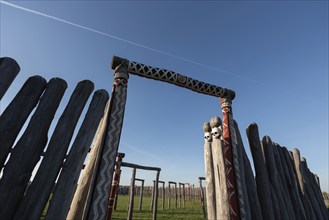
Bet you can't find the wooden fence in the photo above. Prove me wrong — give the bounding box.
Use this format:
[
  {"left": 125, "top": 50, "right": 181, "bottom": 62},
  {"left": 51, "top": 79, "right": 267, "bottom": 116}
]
[
  {"left": 203, "top": 117, "right": 329, "bottom": 220},
  {"left": 0, "top": 57, "right": 110, "bottom": 219}
]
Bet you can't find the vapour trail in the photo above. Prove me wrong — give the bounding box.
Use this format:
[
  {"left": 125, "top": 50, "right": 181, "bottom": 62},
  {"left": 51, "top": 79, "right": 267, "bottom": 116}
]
[
  {"left": 0, "top": 1, "right": 235, "bottom": 76},
  {"left": 0, "top": 1, "right": 323, "bottom": 103}
]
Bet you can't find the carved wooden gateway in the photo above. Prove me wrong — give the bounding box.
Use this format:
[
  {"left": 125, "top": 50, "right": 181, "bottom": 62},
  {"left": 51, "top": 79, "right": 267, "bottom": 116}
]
[{"left": 85, "top": 55, "right": 242, "bottom": 220}]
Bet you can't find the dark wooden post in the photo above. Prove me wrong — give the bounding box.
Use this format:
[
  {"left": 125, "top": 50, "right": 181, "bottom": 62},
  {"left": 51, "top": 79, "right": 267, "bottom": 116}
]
[
  {"left": 113, "top": 170, "right": 122, "bottom": 211},
  {"left": 158, "top": 181, "right": 165, "bottom": 210},
  {"left": 86, "top": 60, "right": 129, "bottom": 220},
  {"left": 106, "top": 152, "right": 125, "bottom": 220},
  {"left": 199, "top": 177, "right": 206, "bottom": 220},
  {"left": 138, "top": 179, "right": 145, "bottom": 211},
  {"left": 127, "top": 168, "right": 136, "bottom": 220},
  {"left": 262, "top": 136, "right": 290, "bottom": 220},
  {"left": 174, "top": 182, "right": 178, "bottom": 209},
  {"left": 178, "top": 183, "right": 182, "bottom": 208},
  {"left": 279, "top": 146, "right": 307, "bottom": 220},
  {"left": 246, "top": 123, "right": 275, "bottom": 220},
  {"left": 293, "top": 148, "right": 316, "bottom": 219},
  {"left": 168, "top": 182, "right": 171, "bottom": 209},
  {"left": 153, "top": 170, "right": 160, "bottom": 220},
  {"left": 182, "top": 183, "right": 186, "bottom": 208},
  {"left": 0, "top": 76, "right": 47, "bottom": 169},
  {"left": 150, "top": 181, "right": 155, "bottom": 210},
  {"left": 0, "top": 78, "right": 67, "bottom": 219},
  {"left": 0, "top": 57, "right": 20, "bottom": 100},
  {"left": 233, "top": 121, "right": 261, "bottom": 220}
]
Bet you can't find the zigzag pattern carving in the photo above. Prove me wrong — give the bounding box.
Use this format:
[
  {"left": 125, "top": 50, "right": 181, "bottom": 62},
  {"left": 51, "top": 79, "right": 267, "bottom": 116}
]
[{"left": 88, "top": 85, "right": 127, "bottom": 219}]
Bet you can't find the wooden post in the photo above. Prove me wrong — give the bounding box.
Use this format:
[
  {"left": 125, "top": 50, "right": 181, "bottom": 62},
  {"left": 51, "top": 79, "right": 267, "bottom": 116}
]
[
  {"left": 233, "top": 121, "right": 260, "bottom": 220},
  {"left": 174, "top": 182, "right": 178, "bottom": 209},
  {"left": 0, "top": 78, "right": 67, "bottom": 219},
  {"left": 262, "top": 136, "right": 290, "bottom": 220},
  {"left": 293, "top": 148, "right": 316, "bottom": 219},
  {"left": 279, "top": 146, "right": 307, "bottom": 220},
  {"left": 113, "top": 170, "right": 122, "bottom": 211},
  {"left": 0, "top": 57, "right": 20, "bottom": 100},
  {"left": 199, "top": 177, "right": 206, "bottom": 220},
  {"left": 0, "top": 75, "right": 47, "bottom": 168},
  {"left": 66, "top": 101, "right": 109, "bottom": 220},
  {"left": 246, "top": 123, "right": 275, "bottom": 220},
  {"left": 150, "top": 181, "right": 155, "bottom": 210},
  {"left": 153, "top": 170, "right": 160, "bottom": 220},
  {"left": 138, "top": 179, "right": 144, "bottom": 211},
  {"left": 210, "top": 117, "right": 229, "bottom": 219},
  {"left": 182, "top": 183, "right": 186, "bottom": 208},
  {"left": 301, "top": 157, "right": 327, "bottom": 219},
  {"left": 168, "top": 182, "right": 171, "bottom": 209},
  {"left": 220, "top": 98, "right": 241, "bottom": 220},
  {"left": 158, "top": 181, "right": 165, "bottom": 210},
  {"left": 106, "top": 152, "right": 125, "bottom": 219},
  {"left": 179, "top": 183, "right": 182, "bottom": 208},
  {"left": 203, "top": 122, "right": 216, "bottom": 219},
  {"left": 87, "top": 61, "right": 129, "bottom": 220},
  {"left": 127, "top": 168, "right": 136, "bottom": 220}
]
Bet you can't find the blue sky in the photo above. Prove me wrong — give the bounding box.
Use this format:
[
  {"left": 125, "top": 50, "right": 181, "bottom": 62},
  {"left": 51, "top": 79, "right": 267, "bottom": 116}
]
[{"left": 0, "top": 1, "right": 328, "bottom": 192}]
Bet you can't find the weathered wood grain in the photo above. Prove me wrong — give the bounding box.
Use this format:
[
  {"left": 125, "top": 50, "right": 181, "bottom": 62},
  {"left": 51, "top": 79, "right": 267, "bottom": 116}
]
[
  {"left": 45, "top": 89, "right": 108, "bottom": 220},
  {"left": 203, "top": 122, "right": 216, "bottom": 220},
  {"left": 233, "top": 121, "right": 251, "bottom": 220},
  {"left": 0, "top": 75, "right": 47, "bottom": 168},
  {"left": 262, "top": 136, "right": 290, "bottom": 220},
  {"left": 66, "top": 101, "right": 109, "bottom": 220},
  {"left": 272, "top": 144, "right": 295, "bottom": 220},
  {"left": 0, "top": 57, "right": 20, "bottom": 100},
  {"left": 210, "top": 116, "right": 229, "bottom": 220},
  {"left": 301, "top": 158, "right": 327, "bottom": 219},
  {"left": 13, "top": 80, "right": 93, "bottom": 220},
  {"left": 278, "top": 146, "right": 306, "bottom": 220},
  {"left": 0, "top": 78, "right": 67, "bottom": 219},
  {"left": 308, "top": 172, "right": 329, "bottom": 219},
  {"left": 246, "top": 123, "right": 275, "bottom": 220},
  {"left": 292, "top": 148, "right": 316, "bottom": 220}
]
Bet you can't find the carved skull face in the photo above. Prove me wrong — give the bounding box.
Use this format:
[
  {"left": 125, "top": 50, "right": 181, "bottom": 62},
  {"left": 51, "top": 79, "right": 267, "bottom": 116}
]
[
  {"left": 204, "top": 132, "right": 212, "bottom": 142},
  {"left": 211, "top": 127, "right": 221, "bottom": 139}
]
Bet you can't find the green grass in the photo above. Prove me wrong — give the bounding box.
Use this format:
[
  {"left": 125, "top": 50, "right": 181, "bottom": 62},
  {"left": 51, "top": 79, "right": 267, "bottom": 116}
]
[{"left": 111, "top": 195, "right": 206, "bottom": 220}]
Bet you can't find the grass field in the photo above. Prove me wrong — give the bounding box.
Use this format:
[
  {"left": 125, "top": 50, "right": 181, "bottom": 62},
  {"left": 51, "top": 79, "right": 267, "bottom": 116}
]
[{"left": 111, "top": 195, "right": 206, "bottom": 220}]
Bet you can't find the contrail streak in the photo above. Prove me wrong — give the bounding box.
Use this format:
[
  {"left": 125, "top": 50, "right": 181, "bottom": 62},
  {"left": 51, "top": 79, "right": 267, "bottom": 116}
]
[
  {"left": 0, "top": 1, "right": 324, "bottom": 103},
  {"left": 0, "top": 0, "right": 234, "bottom": 76}
]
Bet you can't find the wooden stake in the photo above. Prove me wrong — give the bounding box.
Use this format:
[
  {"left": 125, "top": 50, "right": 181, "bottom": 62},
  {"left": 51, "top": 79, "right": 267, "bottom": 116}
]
[
  {"left": 220, "top": 98, "right": 240, "bottom": 220},
  {"left": 0, "top": 57, "right": 20, "bottom": 100}
]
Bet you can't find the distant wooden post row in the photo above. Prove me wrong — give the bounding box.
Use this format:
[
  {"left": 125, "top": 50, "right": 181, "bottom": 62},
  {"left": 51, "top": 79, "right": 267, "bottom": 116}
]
[
  {"left": 119, "top": 161, "right": 161, "bottom": 220},
  {"left": 199, "top": 177, "right": 206, "bottom": 220},
  {"left": 134, "top": 178, "right": 145, "bottom": 211}
]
